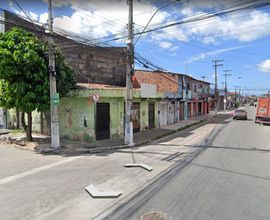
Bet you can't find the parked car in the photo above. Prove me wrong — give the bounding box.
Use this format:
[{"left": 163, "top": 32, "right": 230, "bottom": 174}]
[{"left": 233, "top": 109, "right": 248, "bottom": 120}]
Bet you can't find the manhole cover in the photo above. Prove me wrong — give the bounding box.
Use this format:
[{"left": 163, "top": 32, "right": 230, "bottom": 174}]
[{"left": 140, "top": 210, "right": 171, "bottom": 220}]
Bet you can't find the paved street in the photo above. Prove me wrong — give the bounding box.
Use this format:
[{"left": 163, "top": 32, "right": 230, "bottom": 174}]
[
  {"left": 0, "top": 113, "right": 228, "bottom": 220},
  {"left": 107, "top": 106, "right": 270, "bottom": 220},
  {"left": 1, "top": 107, "right": 269, "bottom": 220},
  {"left": 1, "top": 1, "right": 270, "bottom": 220}
]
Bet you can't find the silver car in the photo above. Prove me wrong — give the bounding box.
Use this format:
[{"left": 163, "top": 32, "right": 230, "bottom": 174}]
[{"left": 233, "top": 109, "right": 248, "bottom": 120}]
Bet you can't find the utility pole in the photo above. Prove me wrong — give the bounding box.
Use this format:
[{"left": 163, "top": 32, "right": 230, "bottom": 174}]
[
  {"left": 234, "top": 86, "right": 238, "bottom": 107},
  {"left": 223, "top": 70, "right": 232, "bottom": 111},
  {"left": 125, "top": 0, "right": 134, "bottom": 146},
  {"left": 238, "top": 87, "right": 241, "bottom": 104},
  {"left": 212, "top": 59, "right": 223, "bottom": 115},
  {"left": 48, "top": 0, "right": 60, "bottom": 149}
]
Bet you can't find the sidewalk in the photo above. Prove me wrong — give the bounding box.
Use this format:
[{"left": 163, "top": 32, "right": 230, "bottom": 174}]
[
  {"left": 0, "top": 111, "right": 232, "bottom": 155},
  {"left": 42, "top": 112, "right": 228, "bottom": 154}
]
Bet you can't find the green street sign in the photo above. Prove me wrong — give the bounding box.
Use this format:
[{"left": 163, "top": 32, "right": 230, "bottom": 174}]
[{"left": 52, "top": 93, "right": 60, "bottom": 106}]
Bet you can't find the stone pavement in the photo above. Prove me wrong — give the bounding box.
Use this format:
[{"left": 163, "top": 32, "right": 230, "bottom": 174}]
[{"left": 0, "top": 110, "right": 233, "bottom": 155}]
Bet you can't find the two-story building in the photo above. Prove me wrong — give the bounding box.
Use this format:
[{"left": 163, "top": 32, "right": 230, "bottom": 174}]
[
  {"left": 178, "top": 74, "right": 210, "bottom": 120},
  {"left": 133, "top": 70, "right": 179, "bottom": 127},
  {"left": 133, "top": 70, "right": 211, "bottom": 127}
]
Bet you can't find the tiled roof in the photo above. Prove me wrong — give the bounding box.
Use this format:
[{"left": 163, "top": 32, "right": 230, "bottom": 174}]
[
  {"left": 76, "top": 83, "right": 124, "bottom": 90},
  {"left": 76, "top": 83, "right": 141, "bottom": 91},
  {"left": 134, "top": 70, "right": 178, "bottom": 93}
]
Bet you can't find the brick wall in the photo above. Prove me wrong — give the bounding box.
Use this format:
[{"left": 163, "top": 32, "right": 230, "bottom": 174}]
[
  {"left": 3, "top": 10, "right": 127, "bottom": 86},
  {"left": 134, "top": 70, "right": 178, "bottom": 93}
]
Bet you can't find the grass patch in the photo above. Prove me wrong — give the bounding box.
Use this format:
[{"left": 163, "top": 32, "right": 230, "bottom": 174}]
[{"left": 11, "top": 129, "right": 24, "bottom": 133}]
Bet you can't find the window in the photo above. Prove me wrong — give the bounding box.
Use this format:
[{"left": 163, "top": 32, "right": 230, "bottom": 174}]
[
  {"left": 187, "top": 83, "right": 190, "bottom": 90},
  {"left": 194, "top": 84, "right": 197, "bottom": 92}
]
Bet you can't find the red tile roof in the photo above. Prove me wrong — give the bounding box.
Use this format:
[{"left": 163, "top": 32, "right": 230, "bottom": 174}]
[
  {"left": 77, "top": 83, "right": 124, "bottom": 90},
  {"left": 134, "top": 70, "right": 178, "bottom": 93}
]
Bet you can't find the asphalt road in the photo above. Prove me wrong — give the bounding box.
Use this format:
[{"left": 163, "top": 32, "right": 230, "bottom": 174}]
[
  {"left": 1, "top": 107, "right": 269, "bottom": 220},
  {"left": 0, "top": 113, "right": 224, "bottom": 220},
  {"left": 108, "top": 106, "right": 270, "bottom": 220}
]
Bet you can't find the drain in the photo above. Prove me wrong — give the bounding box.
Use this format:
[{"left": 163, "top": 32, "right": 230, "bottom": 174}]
[{"left": 140, "top": 210, "right": 171, "bottom": 220}]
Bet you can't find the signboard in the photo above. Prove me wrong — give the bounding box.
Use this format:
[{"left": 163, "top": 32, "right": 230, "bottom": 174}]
[
  {"left": 141, "top": 83, "right": 157, "bottom": 98},
  {"left": 92, "top": 93, "right": 100, "bottom": 102},
  {"left": 52, "top": 93, "right": 60, "bottom": 106}
]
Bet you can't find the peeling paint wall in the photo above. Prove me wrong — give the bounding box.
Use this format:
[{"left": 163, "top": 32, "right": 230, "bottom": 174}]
[
  {"left": 59, "top": 90, "right": 126, "bottom": 142},
  {"left": 59, "top": 97, "right": 95, "bottom": 142}
]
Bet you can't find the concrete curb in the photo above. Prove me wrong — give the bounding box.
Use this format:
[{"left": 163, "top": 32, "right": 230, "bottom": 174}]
[
  {"left": 3, "top": 114, "right": 226, "bottom": 155},
  {"left": 38, "top": 119, "right": 209, "bottom": 155}
]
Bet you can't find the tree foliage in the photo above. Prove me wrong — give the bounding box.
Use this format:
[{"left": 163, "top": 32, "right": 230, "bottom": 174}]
[{"left": 0, "top": 28, "right": 75, "bottom": 140}]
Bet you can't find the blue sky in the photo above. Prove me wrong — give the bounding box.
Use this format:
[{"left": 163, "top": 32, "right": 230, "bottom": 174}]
[{"left": 1, "top": 0, "right": 270, "bottom": 95}]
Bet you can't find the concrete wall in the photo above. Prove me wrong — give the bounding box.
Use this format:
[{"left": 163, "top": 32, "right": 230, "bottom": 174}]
[
  {"left": 59, "top": 88, "right": 125, "bottom": 142},
  {"left": 3, "top": 10, "right": 127, "bottom": 86},
  {"left": 0, "top": 108, "right": 5, "bottom": 128}
]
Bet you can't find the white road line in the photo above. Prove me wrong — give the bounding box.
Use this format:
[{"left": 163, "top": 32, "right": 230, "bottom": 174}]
[{"left": 0, "top": 156, "right": 84, "bottom": 185}]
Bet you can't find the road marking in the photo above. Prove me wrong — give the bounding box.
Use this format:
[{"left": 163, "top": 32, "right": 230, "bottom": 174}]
[
  {"left": 85, "top": 184, "right": 122, "bottom": 198},
  {"left": 0, "top": 156, "right": 84, "bottom": 185},
  {"left": 124, "top": 163, "right": 153, "bottom": 171}
]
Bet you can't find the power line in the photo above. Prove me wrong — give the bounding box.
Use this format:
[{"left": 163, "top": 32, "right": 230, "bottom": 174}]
[
  {"left": 10, "top": 0, "right": 42, "bottom": 31},
  {"left": 99, "top": 0, "right": 270, "bottom": 44},
  {"left": 134, "top": 0, "right": 181, "bottom": 45}
]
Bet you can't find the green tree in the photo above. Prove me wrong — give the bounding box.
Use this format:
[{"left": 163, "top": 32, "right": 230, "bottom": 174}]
[{"left": 0, "top": 28, "right": 75, "bottom": 141}]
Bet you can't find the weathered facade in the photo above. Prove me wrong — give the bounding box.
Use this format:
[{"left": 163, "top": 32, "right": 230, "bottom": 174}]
[
  {"left": 134, "top": 70, "right": 180, "bottom": 127},
  {"left": 57, "top": 83, "right": 161, "bottom": 141},
  {"left": 134, "top": 70, "right": 210, "bottom": 127},
  {"left": 180, "top": 75, "right": 210, "bottom": 118},
  {"left": 1, "top": 9, "right": 127, "bottom": 86}
]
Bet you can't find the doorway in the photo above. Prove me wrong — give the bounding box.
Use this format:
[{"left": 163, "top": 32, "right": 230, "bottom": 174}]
[
  {"left": 148, "top": 103, "right": 155, "bottom": 129},
  {"left": 96, "top": 103, "right": 110, "bottom": 140}
]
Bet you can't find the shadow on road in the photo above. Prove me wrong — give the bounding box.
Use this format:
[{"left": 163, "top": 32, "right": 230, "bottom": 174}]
[
  {"left": 183, "top": 144, "right": 270, "bottom": 153},
  {"left": 192, "top": 163, "right": 270, "bottom": 181}
]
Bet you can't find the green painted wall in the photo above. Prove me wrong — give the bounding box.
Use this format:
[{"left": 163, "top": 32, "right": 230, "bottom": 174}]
[
  {"left": 59, "top": 97, "right": 94, "bottom": 142},
  {"left": 140, "top": 100, "right": 148, "bottom": 131},
  {"left": 5, "top": 88, "right": 163, "bottom": 142},
  {"left": 59, "top": 89, "right": 126, "bottom": 142}
]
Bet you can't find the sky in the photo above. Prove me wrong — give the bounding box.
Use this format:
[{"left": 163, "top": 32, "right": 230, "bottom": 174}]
[{"left": 0, "top": 0, "right": 270, "bottom": 95}]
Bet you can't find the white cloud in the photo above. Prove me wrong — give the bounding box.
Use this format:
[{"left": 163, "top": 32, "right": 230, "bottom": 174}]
[
  {"left": 39, "top": 12, "right": 48, "bottom": 24},
  {"left": 170, "top": 45, "right": 180, "bottom": 52},
  {"left": 258, "top": 59, "right": 270, "bottom": 72},
  {"left": 29, "top": 11, "right": 38, "bottom": 21},
  {"left": 159, "top": 41, "right": 172, "bottom": 49},
  {"left": 39, "top": 0, "right": 169, "bottom": 43},
  {"left": 185, "top": 46, "right": 243, "bottom": 64},
  {"left": 15, "top": 1, "right": 270, "bottom": 50},
  {"left": 202, "top": 36, "right": 216, "bottom": 44},
  {"left": 12, "top": 9, "right": 38, "bottom": 21}
]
